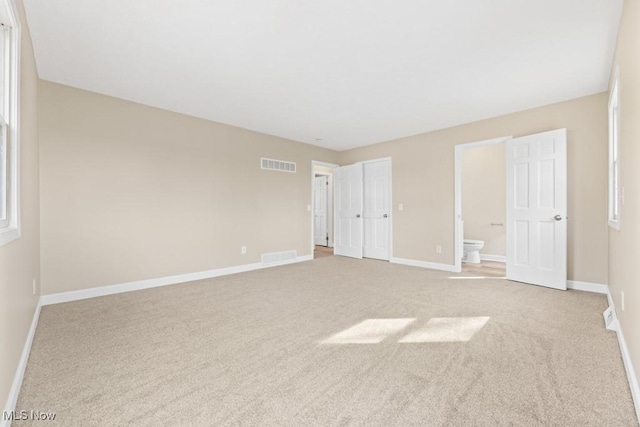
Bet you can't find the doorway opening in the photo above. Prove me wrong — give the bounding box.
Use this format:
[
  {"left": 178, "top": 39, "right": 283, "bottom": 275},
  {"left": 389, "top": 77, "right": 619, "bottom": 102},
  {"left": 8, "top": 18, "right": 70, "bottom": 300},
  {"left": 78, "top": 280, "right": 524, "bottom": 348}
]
[
  {"left": 454, "top": 137, "right": 511, "bottom": 274},
  {"left": 311, "top": 161, "right": 338, "bottom": 259},
  {"left": 454, "top": 130, "right": 568, "bottom": 290},
  {"left": 457, "top": 139, "right": 509, "bottom": 277}
]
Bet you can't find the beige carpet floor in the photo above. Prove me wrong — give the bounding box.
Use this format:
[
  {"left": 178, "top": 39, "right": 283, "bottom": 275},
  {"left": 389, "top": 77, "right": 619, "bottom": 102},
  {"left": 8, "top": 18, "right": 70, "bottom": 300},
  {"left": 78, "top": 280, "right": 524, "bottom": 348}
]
[{"left": 15, "top": 257, "right": 638, "bottom": 426}]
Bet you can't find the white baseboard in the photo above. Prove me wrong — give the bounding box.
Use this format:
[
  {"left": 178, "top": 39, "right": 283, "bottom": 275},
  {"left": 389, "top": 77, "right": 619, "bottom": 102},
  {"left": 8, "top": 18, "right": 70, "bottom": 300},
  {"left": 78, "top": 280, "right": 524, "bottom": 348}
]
[
  {"left": 566, "top": 280, "right": 608, "bottom": 294},
  {"left": 2, "top": 299, "right": 41, "bottom": 427},
  {"left": 616, "top": 320, "right": 640, "bottom": 421},
  {"left": 480, "top": 254, "right": 506, "bottom": 262},
  {"left": 606, "top": 287, "right": 640, "bottom": 422},
  {"left": 390, "top": 257, "right": 457, "bottom": 272},
  {"left": 41, "top": 255, "right": 313, "bottom": 306}
]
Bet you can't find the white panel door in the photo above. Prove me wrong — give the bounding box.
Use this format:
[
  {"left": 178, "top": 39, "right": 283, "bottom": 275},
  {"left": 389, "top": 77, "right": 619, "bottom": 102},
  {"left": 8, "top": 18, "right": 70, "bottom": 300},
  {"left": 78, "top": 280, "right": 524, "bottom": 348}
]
[
  {"left": 363, "top": 160, "right": 391, "bottom": 260},
  {"left": 506, "top": 129, "right": 567, "bottom": 290},
  {"left": 334, "top": 164, "right": 363, "bottom": 259},
  {"left": 314, "top": 175, "right": 329, "bottom": 246}
]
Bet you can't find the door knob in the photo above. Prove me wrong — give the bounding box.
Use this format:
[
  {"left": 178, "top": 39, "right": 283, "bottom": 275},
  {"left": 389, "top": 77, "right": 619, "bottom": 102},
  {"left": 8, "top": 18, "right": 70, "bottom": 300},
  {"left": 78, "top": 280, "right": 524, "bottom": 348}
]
[
  {"left": 383, "top": 214, "right": 388, "bottom": 218},
  {"left": 554, "top": 215, "right": 562, "bottom": 221},
  {"left": 356, "top": 214, "right": 361, "bottom": 218}
]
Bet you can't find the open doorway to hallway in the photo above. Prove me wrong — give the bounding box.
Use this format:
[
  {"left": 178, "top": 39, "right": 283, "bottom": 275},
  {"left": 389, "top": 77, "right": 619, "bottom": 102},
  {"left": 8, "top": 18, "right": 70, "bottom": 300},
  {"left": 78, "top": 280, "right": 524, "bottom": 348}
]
[{"left": 311, "top": 161, "right": 338, "bottom": 259}]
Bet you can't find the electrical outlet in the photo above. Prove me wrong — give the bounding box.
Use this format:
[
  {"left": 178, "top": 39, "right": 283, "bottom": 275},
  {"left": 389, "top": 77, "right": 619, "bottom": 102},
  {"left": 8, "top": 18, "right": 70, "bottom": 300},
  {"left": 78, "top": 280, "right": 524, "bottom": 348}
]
[
  {"left": 307, "top": 205, "right": 311, "bottom": 212},
  {"left": 621, "top": 291, "right": 625, "bottom": 311},
  {"left": 241, "top": 246, "right": 247, "bottom": 254},
  {"left": 398, "top": 203, "right": 404, "bottom": 211},
  {"left": 32, "top": 279, "right": 36, "bottom": 295},
  {"left": 436, "top": 245, "right": 442, "bottom": 254}
]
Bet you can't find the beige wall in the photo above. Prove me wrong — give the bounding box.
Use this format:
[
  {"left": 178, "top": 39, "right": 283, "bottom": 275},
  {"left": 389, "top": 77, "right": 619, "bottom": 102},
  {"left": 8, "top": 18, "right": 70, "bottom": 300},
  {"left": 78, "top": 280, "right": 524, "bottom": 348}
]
[
  {"left": 314, "top": 165, "right": 335, "bottom": 175},
  {"left": 0, "top": 0, "right": 40, "bottom": 412},
  {"left": 608, "top": 0, "right": 640, "bottom": 403},
  {"left": 39, "top": 82, "right": 338, "bottom": 295},
  {"left": 340, "top": 93, "right": 608, "bottom": 284},
  {"left": 462, "top": 143, "right": 506, "bottom": 257}
]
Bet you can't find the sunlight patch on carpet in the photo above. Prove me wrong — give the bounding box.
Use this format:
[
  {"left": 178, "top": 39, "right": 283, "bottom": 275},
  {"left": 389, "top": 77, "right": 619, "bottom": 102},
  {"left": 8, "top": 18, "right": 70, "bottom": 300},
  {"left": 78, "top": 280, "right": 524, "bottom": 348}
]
[
  {"left": 321, "top": 318, "right": 416, "bottom": 344},
  {"left": 398, "top": 317, "right": 490, "bottom": 343}
]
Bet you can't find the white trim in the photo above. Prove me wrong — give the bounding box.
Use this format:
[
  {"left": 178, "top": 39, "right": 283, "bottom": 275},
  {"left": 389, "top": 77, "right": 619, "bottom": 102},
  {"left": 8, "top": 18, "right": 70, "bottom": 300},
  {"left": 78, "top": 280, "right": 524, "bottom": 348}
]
[
  {"left": 0, "top": 226, "right": 19, "bottom": 245},
  {"left": 454, "top": 136, "right": 512, "bottom": 273},
  {"left": 480, "top": 254, "right": 506, "bottom": 262},
  {"left": 566, "top": 280, "right": 608, "bottom": 294},
  {"left": 311, "top": 161, "right": 339, "bottom": 257},
  {"left": 615, "top": 322, "right": 640, "bottom": 421},
  {"left": 390, "top": 257, "right": 456, "bottom": 272},
  {"left": 41, "top": 255, "right": 313, "bottom": 306},
  {"left": 0, "top": 0, "right": 21, "bottom": 248},
  {"left": 606, "top": 288, "right": 614, "bottom": 307},
  {"left": 608, "top": 66, "right": 621, "bottom": 231},
  {"left": 606, "top": 287, "right": 640, "bottom": 422},
  {"left": 2, "top": 298, "right": 41, "bottom": 427}
]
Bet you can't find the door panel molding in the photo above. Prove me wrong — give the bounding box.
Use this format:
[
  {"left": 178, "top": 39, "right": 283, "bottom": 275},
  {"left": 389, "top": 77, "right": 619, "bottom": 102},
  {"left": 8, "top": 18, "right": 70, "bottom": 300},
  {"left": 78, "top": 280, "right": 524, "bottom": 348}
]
[
  {"left": 506, "top": 129, "right": 567, "bottom": 290},
  {"left": 334, "top": 164, "right": 364, "bottom": 259},
  {"left": 333, "top": 158, "right": 393, "bottom": 261},
  {"left": 362, "top": 159, "right": 391, "bottom": 261}
]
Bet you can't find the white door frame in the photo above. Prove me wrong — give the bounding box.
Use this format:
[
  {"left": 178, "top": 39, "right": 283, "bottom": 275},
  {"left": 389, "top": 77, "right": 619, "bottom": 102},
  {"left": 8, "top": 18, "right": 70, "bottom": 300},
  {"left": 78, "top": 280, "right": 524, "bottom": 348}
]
[
  {"left": 453, "top": 136, "right": 512, "bottom": 273},
  {"left": 357, "top": 157, "right": 393, "bottom": 261},
  {"left": 311, "top": 161, "right": 339, "bottom": 258}
]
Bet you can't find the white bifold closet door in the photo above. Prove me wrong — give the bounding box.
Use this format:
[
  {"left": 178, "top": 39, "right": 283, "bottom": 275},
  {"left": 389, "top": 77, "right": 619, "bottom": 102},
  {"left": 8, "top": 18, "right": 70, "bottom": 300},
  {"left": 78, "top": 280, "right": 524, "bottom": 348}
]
[
  {"left": 506, "top": 129, "right": 567, "bottom": 290},
  {"left": 334, "top": 164, "right": 364, "bottom": 259},
  {"left": 363, "top": 160, "right": 391, "bottom": 260},
  {"left": 334, "top": 160, "right": 391, "bottom": 261}
]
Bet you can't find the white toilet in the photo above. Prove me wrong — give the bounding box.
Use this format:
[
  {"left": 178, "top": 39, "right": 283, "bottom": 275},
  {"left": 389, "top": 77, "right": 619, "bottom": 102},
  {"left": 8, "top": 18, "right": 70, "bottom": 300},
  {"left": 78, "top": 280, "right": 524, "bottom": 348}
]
[{"left": 463, "top": 239, "right": 485, "bottom": 264}]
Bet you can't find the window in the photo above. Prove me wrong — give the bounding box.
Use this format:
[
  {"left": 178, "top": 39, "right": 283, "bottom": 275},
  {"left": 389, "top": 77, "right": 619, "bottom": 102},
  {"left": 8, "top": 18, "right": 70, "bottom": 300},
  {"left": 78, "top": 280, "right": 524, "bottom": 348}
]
[
  {"left": 0, "top": 25, "right": 9, "bottom": 228},
  {"left": 608, "top": 68, "right": 621, "bottom": 230},
  {"left": 0, "top": 0, "right": 19, "bottom": 246}
]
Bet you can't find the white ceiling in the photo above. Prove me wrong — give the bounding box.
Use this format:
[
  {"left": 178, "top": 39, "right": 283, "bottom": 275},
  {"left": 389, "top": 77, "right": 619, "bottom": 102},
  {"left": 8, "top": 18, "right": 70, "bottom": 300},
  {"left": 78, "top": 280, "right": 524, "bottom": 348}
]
[{"left": 24, "top": 1, "right": 623, "bottom": 151}]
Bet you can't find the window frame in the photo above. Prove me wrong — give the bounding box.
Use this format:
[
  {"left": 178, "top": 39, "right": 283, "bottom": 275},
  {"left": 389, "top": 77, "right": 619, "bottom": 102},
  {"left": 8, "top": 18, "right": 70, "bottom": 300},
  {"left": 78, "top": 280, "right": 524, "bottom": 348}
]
[
  {"left": 608, "top": 67, "right": 621, "bottom": 230},
  {"left": 0, "top": 0, "right": 20, "bottom": 247}
]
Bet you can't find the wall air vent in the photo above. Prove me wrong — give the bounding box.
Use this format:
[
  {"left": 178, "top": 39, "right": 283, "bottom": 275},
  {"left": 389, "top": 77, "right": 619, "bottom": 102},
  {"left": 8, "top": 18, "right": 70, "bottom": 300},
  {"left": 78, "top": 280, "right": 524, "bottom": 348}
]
[
  {"left": 261, "top": 250, "right": 298, "bottom": 265},
  {"left": 261, "top": 157, "right": 296, "bottom": 173}
]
